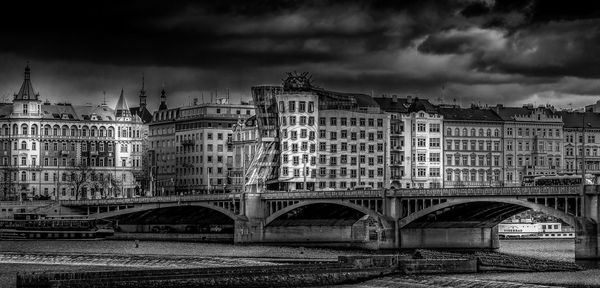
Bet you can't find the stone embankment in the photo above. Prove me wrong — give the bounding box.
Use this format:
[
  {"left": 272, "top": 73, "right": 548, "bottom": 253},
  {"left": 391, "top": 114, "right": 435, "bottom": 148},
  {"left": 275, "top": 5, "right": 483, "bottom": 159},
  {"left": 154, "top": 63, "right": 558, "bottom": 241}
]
[
  {"left": 14, "top": 250, "right": 583, "bottom": 287},
  {"left": 0, "top": 252, "right": 270, "bottom": 268},
  {"left": 413, "top": 249, "right": 581, "bottom": 272},
  {"left": 16, "top": 263, "right": 395, "bottom": 288}
]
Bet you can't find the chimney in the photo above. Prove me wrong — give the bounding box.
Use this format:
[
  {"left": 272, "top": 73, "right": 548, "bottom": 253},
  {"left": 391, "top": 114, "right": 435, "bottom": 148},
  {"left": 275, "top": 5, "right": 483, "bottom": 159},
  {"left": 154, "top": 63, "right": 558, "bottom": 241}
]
[{"left": 392, "top": 95, "right": 398, "bottom": 103}]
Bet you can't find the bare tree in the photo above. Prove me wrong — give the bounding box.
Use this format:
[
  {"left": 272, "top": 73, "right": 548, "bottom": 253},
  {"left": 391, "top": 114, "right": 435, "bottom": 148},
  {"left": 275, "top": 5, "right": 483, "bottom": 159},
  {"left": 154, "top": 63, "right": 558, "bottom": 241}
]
[{"left": 68, "top": 164, "right": 94, "bottom": 200}]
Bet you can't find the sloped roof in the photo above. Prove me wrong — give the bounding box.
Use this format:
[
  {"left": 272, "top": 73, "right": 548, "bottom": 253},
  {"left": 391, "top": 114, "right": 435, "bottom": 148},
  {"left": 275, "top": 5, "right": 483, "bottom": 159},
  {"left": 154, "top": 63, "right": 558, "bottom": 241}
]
[
  {"left": 372, "top": 97, "right": 410, "bottom": 113},
  {"left": 115, "top": 89, "right": 132, "bottom": 118},
  {"left": 373, "top": 97, "right": 437, "bottom": 114},
  {"left": 560, "top": 111, "right": 600, "bottom": 128},
  {"left": 130, "top": 106, "right": 153, "bottom": 123},
  {"left": 439, "top": 107, "right": 502, "bottom": 122},
  {"left": 15, "top": 65, "right": 39, "bottom": 101},
  {"left": 493, "top": 106, "right": 560, "bottom": 121}
]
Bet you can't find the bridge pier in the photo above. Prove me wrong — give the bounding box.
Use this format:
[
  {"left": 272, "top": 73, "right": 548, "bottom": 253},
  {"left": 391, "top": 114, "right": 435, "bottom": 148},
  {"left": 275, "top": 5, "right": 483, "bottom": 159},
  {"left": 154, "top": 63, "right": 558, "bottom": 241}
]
[
  {"left": 575, "top": 187, "right": 600, "bottom": 259},
  {"left": 399, "top": 227, "right": 499, "bottom": 250},
  {"left": 235, "top": 193, "right": 265, "bottom": 244}
]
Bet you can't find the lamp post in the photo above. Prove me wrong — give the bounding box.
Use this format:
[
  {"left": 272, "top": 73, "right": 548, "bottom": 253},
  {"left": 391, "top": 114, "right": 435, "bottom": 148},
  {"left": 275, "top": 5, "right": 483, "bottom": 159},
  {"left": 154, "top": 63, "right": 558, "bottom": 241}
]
[{"left": 581, "top": 113, "right": 590, "bottom": 214}]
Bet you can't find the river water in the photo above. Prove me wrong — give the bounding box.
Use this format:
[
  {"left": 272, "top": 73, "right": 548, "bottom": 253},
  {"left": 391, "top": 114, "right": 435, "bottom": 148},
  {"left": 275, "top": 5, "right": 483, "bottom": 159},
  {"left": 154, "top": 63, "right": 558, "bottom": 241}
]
[{"left": 0, "top": 239, "right": 597, "bottom": 287}]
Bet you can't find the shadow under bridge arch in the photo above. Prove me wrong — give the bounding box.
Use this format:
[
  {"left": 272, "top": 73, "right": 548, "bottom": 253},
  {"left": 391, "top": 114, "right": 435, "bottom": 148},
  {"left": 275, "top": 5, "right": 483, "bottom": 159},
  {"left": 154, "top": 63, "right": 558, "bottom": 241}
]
[
  {"left": 398, "top": 198, "right": 576, "bottom": 229},
  {"left": 90, "top": 202, "right": 245, "bottom": 223},
  {"left": 264, "top": 200, "right": 394, "bottom": 229}
]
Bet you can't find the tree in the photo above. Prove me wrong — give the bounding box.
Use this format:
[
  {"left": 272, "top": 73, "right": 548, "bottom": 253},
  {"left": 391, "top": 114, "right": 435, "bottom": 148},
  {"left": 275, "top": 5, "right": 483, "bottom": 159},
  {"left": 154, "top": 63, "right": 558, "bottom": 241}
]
[{"left": 68, "top": 164, "right": 94, "bottom": 200}]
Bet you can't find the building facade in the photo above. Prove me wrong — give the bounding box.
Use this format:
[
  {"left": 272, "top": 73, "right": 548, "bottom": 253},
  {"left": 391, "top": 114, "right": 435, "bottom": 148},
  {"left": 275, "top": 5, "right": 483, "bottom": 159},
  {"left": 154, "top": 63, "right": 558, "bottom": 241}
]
[
  {"left": 374, "top": 96, "right": 443, "bottom": 189},
  {"left": 439, "top": 107, "right": 504, "bottom": 187},
  {"left": 250, "top": 73, "right": 390, "bottom": 191},
  {"left": 492, "top": 105, "right": 564, "bottom": 185},
  {"left": 561, "top": 112, "right": 600, "bottom": 176},
  {"left": 1, "top": 65, "right": 146, "bottom": 200},
  {"left": 229, "top": 116, "right": 259, "bottom": 192},
  {"left": 149, "top": 97, "right": 254, "bottom": 195}
]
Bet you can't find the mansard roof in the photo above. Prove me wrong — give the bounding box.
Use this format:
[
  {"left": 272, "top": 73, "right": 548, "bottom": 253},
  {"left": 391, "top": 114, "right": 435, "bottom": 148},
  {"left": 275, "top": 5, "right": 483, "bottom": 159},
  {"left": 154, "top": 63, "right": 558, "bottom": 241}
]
[
  {"left": 560, "top": 111, "right": 600, "bottom": 128},
  {"left": 373, "top": 96, "right": 437, "bottom": 114},
  {"left": 438, "top": 107, "right": 502, "bottom": 122}
]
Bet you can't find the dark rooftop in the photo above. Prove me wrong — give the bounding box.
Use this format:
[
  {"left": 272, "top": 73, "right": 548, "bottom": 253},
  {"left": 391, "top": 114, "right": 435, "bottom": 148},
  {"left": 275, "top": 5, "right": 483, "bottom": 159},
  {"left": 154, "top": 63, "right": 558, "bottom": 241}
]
[{"left": 438, "top": 107, "right": 503, "bottom": 122}]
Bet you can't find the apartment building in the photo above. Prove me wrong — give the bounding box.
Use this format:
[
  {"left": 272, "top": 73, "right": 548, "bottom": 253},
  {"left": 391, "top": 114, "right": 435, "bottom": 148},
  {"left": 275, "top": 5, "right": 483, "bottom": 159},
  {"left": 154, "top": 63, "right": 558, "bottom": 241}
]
[
  {"left": 149, "top": 97, "right": 254, "bottom": 195},
  {"left": 1, "top": 65, "right": 146, "bottom": 200},
  {"left": 374, "top": 96, "right": 443, "bottom": 189},
  {"left": 439, "top": 106, "right": 504, "bottom": 187},
  {"left": 492, "top": 105, "right": 564, "bottom": 185}
]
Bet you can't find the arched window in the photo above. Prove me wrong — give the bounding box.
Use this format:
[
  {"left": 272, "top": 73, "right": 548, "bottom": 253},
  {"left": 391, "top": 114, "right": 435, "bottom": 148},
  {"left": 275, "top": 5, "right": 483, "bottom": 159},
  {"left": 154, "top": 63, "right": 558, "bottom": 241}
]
[
  {"left": 31, "top": 125, "right": 37, "bottom": 135},
  {"left": 446, "top": 128, "right": 452, "bottom": 136},
  {"left": 471, "top": 129, "right": 475, "bottom": 136},
  {"left": 21, "top": 171, "right": 26, "bottom": 181},
  {"left": 479, "top": 129, "right": 483, "bottom": 136},
  {"left": 53, "top": 127, "right": 58, "bottom": 136},
  {"left": 487, "top": 129, "right": 491, "bottom": 137},
  {"left": 21, "top": 141, "right": 27, "bottom": 150},
  {"left": 44, "top": 126, "right": 49, "bottom": 136},
  {"left": 12, "top": 124, "right": 18, "bottom": 135},
  {"left": 62, "top": 127, "right": 68, "bottom": 136},
  {"left": 494, "top": 129, "right": 500, "bottom": 137},
  {"left": 462, "top": 128, "right": 467, "bottom": 136},
  {"left": 454, "top": 128, "right": 460, "bottom": 136},
  {"left": 21, "top": 124, "right": 28, "bottom": 135}
]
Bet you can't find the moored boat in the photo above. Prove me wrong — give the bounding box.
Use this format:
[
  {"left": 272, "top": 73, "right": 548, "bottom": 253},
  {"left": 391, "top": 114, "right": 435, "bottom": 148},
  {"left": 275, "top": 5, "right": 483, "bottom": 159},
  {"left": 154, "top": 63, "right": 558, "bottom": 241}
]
[{"left": 0, "top": 213, "right": 114, "bottom": 240}]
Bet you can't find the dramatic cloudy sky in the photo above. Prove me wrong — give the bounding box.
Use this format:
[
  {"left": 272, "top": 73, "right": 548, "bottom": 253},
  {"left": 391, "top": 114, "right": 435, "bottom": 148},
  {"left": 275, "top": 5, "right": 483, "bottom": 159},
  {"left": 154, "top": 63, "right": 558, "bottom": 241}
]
[{"left": 2, "top": 0, "right": 600, "bottom": 110}]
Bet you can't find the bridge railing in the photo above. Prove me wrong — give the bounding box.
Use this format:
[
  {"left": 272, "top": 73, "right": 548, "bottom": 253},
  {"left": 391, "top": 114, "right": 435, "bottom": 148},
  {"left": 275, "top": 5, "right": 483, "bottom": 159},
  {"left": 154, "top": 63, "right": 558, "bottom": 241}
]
[
  {"left": 390, "top": 185, "right": 580, "bottom": 197},
  {"left": 261, "top": 189, "right": 383, "bottom": 199},
  {"left": 0, "top": 200, "right": 55, "bottom": 206},
  {"left": 61, "top": 194, "right": 239, "bottom": 206}
]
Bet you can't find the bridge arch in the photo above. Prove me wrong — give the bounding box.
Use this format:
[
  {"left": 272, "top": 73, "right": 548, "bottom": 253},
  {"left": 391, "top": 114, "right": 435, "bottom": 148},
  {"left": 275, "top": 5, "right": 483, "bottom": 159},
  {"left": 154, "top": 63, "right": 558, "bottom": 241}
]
[
  {"left": 87, "top": 202, "right": 244, "bottom": 222},
  {"left": 399, "top": 198, "right": 576, "bottom": 228},
  {"left": 264, "top": 199, "right": 393, "bottom": 228}
]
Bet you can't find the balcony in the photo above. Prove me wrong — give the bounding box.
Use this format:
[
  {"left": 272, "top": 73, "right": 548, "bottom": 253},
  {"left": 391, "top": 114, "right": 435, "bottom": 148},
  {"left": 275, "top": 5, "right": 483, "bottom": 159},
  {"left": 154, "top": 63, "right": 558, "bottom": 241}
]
[
  {"left": 60, "top": 150, "right": 70, "bottom": 156},
  {"left": 181, "top": 139, "right": 195, "bottom": 146},
  {"left": 391, "top": 175, "right": 403, "bottom": 180},
  {"left": 90, "top": 151, "right": 99, "bottom": 156}
]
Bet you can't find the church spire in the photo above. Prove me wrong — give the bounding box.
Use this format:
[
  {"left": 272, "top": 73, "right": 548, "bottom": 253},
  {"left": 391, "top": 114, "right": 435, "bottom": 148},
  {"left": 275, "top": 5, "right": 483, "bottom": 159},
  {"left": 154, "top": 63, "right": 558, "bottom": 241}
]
[
  {"left": 14, "top": 62, "right": 39, "bottom": 101},
  {"left": 159, "top": 83, "right": 168, "bottom": 110},
  {"left": 115, "top": 89, "right": 132, "bottom": 118},
  {"left": 139, "top": 74, "right": 147, "bottom": 109}
]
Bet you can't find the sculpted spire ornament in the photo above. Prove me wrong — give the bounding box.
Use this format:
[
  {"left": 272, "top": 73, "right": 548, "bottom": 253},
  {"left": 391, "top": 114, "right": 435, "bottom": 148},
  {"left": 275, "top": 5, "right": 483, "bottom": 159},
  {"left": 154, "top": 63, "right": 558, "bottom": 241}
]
[{"left": 282, "top": 71, "right": 313, "bottom": 91}]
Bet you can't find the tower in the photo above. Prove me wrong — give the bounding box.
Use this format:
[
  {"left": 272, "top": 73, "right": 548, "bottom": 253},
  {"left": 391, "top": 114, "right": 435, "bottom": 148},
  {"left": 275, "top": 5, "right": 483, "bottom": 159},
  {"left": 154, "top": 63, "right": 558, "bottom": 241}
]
[
  {"left": 159, "top": 86, "right": 168, "bottom": 110},
  {"left": 139, "top": 75, "right": 147, "bottom": 109},
  {"left": 115, "top": 89, "right": 132, "bottom": 121},
  {"left": 13, "top": 63, "right": 42, "bottom": 117}
]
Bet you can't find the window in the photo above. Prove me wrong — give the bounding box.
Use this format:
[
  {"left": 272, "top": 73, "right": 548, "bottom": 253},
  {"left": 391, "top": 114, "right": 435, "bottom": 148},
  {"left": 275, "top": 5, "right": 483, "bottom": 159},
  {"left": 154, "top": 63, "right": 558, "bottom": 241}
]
[
  {"left": 289, "top": 101, "right": 295, "bottom": 112},
  {"left": 429, "top": 138, "right": 440, "bottom": 147},
  {"left": 330, "top": 117, "right": 337, "bottom": 126},
  {"left": 417, "top": 123, "right": 426, "bottom": 132},
  {"left": 417, "top": 138, "right": 426, "bottom": 147},
  {"left": 430, "top": 153, "right": 440, "bottom": 162}
]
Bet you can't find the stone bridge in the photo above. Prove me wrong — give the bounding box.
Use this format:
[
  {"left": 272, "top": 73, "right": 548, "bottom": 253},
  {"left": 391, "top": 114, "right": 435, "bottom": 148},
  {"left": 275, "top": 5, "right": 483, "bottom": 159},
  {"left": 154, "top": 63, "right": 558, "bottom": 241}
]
[{"left": 58, "top": 185, "right": 600, "bottom": 259}]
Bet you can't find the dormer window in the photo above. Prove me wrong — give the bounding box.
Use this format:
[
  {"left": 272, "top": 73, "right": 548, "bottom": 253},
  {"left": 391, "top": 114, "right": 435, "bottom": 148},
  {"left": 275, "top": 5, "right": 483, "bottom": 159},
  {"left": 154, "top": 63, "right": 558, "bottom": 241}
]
[{"left": 22, "top": 104, "right": 28, "bottom": 115}]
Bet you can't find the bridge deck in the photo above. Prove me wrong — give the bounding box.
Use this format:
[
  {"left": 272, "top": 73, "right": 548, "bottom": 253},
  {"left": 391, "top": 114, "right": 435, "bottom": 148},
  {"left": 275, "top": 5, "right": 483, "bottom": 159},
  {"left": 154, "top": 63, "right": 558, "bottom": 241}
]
[{"left": 56, "top": 185, "right": 582, "bottom": 207}]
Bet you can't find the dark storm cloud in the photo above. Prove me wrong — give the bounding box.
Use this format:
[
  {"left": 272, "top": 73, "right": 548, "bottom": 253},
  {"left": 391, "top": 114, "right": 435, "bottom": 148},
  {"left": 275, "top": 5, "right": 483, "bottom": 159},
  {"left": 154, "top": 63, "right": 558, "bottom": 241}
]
[{"left": 2, "top": 0, "right": 600, "bottom": 109}]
